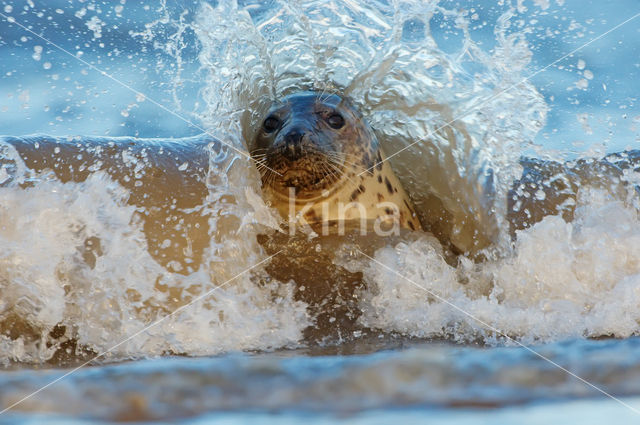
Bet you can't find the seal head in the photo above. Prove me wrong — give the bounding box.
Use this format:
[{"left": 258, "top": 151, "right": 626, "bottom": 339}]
[
  {"left": 251, "top": 91, "right": 422, "bottom": 232},
  {"left": 251, "top": 91, "right": 378, "bottom": 201}
]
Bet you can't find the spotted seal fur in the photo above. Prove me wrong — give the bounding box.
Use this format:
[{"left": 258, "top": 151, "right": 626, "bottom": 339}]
[{"left": 251, "top": 92, "right": 421, "bottom": 232}]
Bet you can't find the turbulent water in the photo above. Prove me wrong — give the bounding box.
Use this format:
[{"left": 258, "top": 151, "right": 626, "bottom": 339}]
[{"left": 0, "top": 0, "right": 640, "bottom": 423}]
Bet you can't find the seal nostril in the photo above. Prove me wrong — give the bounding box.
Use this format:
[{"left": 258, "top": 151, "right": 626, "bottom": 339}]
[
  {"left": 285, "top": 129, "right": 304, "bottom": 144},
  {"left": 285, "top": 142, "right": 295, "bottom": 158}
]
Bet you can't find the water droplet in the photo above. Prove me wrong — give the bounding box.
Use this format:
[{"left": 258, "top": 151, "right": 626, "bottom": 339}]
[
  {"left": 32, "top": 45, "right": 43, "bottom": 61},
  {"left": 575, "top": 78, "right": 588, "bottom": 90}
]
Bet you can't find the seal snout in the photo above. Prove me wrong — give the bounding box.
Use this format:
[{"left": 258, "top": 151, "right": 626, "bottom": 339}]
[{"left": 278, "top": 127, "right": 307, "bottom": 161}]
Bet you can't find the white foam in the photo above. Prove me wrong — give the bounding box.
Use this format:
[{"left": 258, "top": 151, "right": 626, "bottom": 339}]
[
  {"left": 358, "top": 187, "right": 640, "bottom": 343},
  {"left": 0, "top": 162, "right": 307, "bottom": 364}
]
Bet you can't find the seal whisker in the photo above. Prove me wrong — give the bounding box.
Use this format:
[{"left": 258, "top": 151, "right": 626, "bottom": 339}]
[
  {"left": 317, "top": 162, "right": 332, "bottom": 184},
  {"left": 327, "top": 156, "right": 343, "bottom": 173},
  {"left": 317, "top": 152, "right": 345, "bottom": 176},
  {"left": 325, "top": 160, "right": 357, "bottom": 190},
  {"left": 325, "top": 160, "right": 345, "bottom": 179},
  {"left": 324, "top": 152, "right": 363, "bottom": 169},
  {"left": 328, "top": 161, "right": 362, "bottom": 191},
  {"left": 323, "top": 149, "right": 361, "bottom": 163},
  {"left": 254, "top": 157, "right": 270, "bottom": 173},
  {"left": 265, "top": 168, "right": 277, "bottom": 188},
  {"left": 257, "top": 165, "right": 271, "bottom": 178},
  {"left": 324, "top": 152, "right": 368, "bottom": 175},
  {"left": 255, "top": 159, "right": 280, "bottom": 188},
  {"left": 326, "top": 150, "right": 365, "bottom": 165},
  {"left": 322, "top": 160, "right": 341, "bottom": 182},
  {"left": 253, "top": 157, "right": 268, "bottom": 167},
  {"left": 326, "top": 164, "right": 344, "bottom": 185},
  {"left": 254, "top": 159, "right": 266, "bottom": 170},
  {"left": 259, "top": 168, "right": 272, "bottom": 184}
]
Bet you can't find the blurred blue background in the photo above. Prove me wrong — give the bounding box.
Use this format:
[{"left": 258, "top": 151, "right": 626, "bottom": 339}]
[{"left": 0, "top": 0, "right": 638, "bottom": 156}]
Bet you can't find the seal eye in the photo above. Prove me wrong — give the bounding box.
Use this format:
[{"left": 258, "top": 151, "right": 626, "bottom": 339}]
[
  {"left": 263, "top": 116, "right": 280, "bottom": 133},
  {"left": 327, "top": 113, "right": 345, "bottom": 129}
]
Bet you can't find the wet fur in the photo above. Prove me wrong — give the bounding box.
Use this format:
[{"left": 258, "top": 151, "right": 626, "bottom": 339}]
[{"left": 251, "top": 92, "right": 422, "bottom": 231}]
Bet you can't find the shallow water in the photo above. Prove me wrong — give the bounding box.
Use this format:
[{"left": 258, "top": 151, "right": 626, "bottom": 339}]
[
  {"left": 1, "top": 0, "right": 640, "bottom": 423},
  {"left": 2, "top": 338, "right": 640, "bottom": 424}
]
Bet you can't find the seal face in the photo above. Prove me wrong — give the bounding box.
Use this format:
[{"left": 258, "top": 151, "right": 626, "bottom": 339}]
[
  {"left": 252, "top": 92, "right": 376, "bottom": 200},
  {"left": 251, "top": 91, "right": 422, "bottom": 232}
]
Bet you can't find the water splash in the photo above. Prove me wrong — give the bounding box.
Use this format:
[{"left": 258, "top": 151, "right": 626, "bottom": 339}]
[
  {"left": 194, "top": 0, "right": 548, "bottom": 253},
  {"left": 0, "top": 0, "right": 639, "bottom": 365},
  {"left": 0, "top": 137, "right": 307, "bottom": 365}
]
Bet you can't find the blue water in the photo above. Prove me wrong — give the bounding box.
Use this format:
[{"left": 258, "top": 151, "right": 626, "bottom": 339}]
[
  {"left": 1, "top": 338, "right": 640, "bottom": 424},
  {"left": 1, "top": 1, "right": 640, "bottom": 424},
  {"left": 1, "top": 0, "right": 638, "bottom": 152}
]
